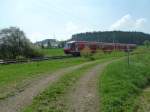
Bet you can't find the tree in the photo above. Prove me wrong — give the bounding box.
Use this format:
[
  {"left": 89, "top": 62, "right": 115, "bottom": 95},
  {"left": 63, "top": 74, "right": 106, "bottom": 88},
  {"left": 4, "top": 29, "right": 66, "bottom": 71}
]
[
  {"left": 41, "top": 43, "right": 45, "bottom": 49},
  {"left": 58, "top": 41, "right": 66, "bottom": 48},
  {"left": 47, "top": 41, "right": 52, "bottom": 48},
  {"left": 0, "top": 27, "right": 43, "bottom": 59},
  {"left": 144, "top": 40, "right": 150, "bottom": 48}
]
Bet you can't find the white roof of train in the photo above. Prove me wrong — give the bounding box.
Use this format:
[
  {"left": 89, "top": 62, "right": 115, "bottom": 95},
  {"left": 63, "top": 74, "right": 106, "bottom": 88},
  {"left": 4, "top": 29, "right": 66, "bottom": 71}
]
[{"left": 67, "top": 41, "right": 136, "bottom": 46}]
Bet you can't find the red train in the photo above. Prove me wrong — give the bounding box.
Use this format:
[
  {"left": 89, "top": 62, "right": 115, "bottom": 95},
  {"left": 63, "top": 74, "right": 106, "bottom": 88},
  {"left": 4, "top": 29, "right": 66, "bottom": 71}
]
[{"left": 64, "top": 41, "right": 136, "bottom": 56}]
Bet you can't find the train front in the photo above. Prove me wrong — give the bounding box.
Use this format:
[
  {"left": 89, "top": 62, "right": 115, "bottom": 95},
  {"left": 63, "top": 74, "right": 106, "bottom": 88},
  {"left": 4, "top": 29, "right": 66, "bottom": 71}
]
[{"left": 64, "top": 41, "right": 74, "bottom": 55}]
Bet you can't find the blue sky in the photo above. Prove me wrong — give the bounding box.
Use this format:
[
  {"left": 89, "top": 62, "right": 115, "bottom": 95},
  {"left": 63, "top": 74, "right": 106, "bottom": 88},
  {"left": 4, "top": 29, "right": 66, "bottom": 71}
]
[{"left": 0, "top": 0, "right": 150, "bottom": 42}]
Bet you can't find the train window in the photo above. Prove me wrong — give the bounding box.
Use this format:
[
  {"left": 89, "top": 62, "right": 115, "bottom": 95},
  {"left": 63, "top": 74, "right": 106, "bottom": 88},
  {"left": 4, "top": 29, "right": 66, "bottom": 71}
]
[
  {"left": 64, "top": 43, "right": 72, "bottom": 49},
  {"left": 64, "top": 42, "right": 76, "bottom": 50},
  {"left": 64, "top": 44, "right": 69, "bottom": 48},
  {"left": 70, "top": 43, "right": 75, "bottom": 49}
]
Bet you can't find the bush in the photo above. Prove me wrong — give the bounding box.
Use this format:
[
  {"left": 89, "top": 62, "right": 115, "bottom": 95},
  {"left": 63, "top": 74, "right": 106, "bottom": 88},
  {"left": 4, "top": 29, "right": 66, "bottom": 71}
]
[{"left": 80, "top": 46, "right": 95, "bottom": 61}]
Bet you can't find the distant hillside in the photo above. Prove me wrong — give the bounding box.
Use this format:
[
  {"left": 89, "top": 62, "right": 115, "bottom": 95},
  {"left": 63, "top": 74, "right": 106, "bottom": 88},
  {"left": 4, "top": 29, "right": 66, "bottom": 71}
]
[{"left": 70, "top": 31, "right": 150, "bottom": 45}]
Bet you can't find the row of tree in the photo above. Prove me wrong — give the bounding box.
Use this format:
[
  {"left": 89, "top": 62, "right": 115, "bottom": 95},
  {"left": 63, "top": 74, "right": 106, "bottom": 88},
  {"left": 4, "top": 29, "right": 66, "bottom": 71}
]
[
  {"left": 0, "top": 27, "right": 42, "bottom": 59},
  {"left": 71, "top": 31, "right": 150, "bottom": 45}
]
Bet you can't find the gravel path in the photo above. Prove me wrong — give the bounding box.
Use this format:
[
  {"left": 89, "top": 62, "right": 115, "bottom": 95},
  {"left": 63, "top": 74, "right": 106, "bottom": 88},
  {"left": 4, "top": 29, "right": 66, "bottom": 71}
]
[
  {"left": 0, "top": 61, "right": 96, "bottom": 112},
  {"left": 66, "top": 62, "right": 110, "bottom": 112}
]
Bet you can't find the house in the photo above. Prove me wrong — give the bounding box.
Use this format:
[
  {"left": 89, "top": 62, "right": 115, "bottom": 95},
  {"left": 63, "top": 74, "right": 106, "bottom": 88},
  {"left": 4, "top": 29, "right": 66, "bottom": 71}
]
[{"left": 35, "top": 39, "right": 59, "bottom": 48}]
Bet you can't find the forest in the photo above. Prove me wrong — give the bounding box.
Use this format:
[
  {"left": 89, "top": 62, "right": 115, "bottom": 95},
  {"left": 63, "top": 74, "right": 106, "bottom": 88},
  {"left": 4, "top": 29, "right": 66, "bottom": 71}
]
[{"left": 71, "top": 31, "right": 150, "bottom": 45}]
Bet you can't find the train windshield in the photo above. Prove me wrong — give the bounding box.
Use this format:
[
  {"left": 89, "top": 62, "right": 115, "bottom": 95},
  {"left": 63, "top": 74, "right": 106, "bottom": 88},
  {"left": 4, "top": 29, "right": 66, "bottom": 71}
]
[
  {"left": 64, "top": 43, "right": 71, "bottom": 49},
  {"left": 64, "top": 43, "right": 75, "bottom": 49}
]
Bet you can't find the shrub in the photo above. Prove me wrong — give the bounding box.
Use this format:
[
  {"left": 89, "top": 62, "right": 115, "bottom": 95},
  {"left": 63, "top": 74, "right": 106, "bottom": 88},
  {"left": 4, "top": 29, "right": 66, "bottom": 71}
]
[{"left": 80, "top": 46, "right": 95, "bottom": 61}]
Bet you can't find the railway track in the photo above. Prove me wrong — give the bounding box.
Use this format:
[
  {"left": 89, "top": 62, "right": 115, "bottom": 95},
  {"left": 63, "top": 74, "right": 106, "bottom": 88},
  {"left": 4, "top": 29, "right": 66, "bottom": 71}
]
[
  {"left": 0, "top": 50, "right": 138, "bottom": 65},
  {"left": 0, "top": 56, "right": 73, "bottom": 65}
]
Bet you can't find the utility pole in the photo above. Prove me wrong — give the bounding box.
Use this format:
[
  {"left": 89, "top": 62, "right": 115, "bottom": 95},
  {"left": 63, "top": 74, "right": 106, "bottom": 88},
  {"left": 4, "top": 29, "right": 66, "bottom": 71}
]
[
  {"left": 127, "top": 45, "right": 130, "bottom": 66},
  {"left": 53, "top": 33, "right": 56, "bottom": 40},
  {"left": 113, "top": 32, "right": 116, "bottom": 50}
]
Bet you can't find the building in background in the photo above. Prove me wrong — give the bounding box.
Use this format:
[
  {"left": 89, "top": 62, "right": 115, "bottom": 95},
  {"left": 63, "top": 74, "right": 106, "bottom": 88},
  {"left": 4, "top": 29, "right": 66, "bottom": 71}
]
[{"left": 35, "top": 39, "right": 59, "bottom": 48}]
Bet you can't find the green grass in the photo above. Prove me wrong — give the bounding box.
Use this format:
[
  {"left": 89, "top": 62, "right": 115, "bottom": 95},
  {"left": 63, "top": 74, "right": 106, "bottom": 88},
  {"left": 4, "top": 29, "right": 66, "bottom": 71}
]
[
  {"left": 93, "top": 51, "right": 126, "bottom": 59},
  {"left": 0, "top": 47, "right": 126, "bottom": 101},
  {"left": 99, "top": 48, "right": 150, "bottom": 112},
  {"left": 81, "top": 50, "right": 126, "bottom": 61},
  {"left": 40, "top": 48, "right": 125, "bottom": 58},
  {"left": 40, "top": 48, "right": 65, "bottom": 56},
  {"left": 22, "top": 59, "right": 108, "bottom": 112},
  {"left": 0, "top": 58, "right": 87, "bottom": 99},
  {"left": 134, "top": 87, "right": 150, "bottom": 112},
  {"left": 0, "top": 49, "right": 125, "bottom": 100}
]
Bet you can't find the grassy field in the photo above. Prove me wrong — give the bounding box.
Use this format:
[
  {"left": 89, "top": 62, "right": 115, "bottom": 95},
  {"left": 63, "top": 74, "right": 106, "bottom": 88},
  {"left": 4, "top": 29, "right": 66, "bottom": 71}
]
[
  {"left": 0, "top": 47, "right": 127, "bottom": 112},
  {"left": 40, "top": 48, "right": 126, "bottom": 58},
  {"left": 0, "top": 57, "right": 87, "bottom": 100},
  {"left": 0, "top": 48, "right": 126, "bottom": 100},
  {"left": 93, "top": 50, "right": 126, "bottom": 60},
  {"left": 99, "top": 47, "right": 150, "bottom": 112},
  {"left": 40, "top": 48, "right": 65, "bottom": 56},
  {"left": 1, "top": 46, "right": 149, "bottom": 112}
]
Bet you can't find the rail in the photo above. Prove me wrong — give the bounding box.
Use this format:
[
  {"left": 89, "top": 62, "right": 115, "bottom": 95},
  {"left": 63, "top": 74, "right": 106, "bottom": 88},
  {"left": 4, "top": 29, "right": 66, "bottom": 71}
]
[{"left": 0, "top": 56, "right": 73, "bottom": 65}]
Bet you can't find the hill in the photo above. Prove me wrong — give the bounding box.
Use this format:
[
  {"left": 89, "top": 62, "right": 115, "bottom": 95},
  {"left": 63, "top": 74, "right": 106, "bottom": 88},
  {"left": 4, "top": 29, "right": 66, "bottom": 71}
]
[{"left": 71, "top": 31, "right": 150, "bottom": 45}]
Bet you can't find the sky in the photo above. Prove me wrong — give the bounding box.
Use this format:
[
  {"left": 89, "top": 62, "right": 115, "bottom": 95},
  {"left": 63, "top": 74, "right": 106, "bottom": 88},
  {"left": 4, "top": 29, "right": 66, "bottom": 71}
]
[{"left": 0, "top": 0, "right": 150, "bottom": 42}]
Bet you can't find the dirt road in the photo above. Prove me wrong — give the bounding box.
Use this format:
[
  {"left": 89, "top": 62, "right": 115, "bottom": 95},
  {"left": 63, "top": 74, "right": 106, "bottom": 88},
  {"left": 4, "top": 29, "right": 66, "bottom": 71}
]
[
  {"left": 66, "top": 62, "right": 110, "bottom": 112},
  {"left": 0, "top": 61, "right": 97, "bottom": 112}
]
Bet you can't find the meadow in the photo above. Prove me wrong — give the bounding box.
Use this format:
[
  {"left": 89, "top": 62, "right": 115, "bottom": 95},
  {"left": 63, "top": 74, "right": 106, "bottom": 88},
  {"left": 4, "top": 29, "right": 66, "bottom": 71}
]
[
  {"left": 39, "top": 48, "right": 65, "bottom": 56},
  {"left": 0, "top": 48, "right": 88, "bottom": 100},
  {"left": 0, "top": 48, "right": 124, "bottom": 100},
  {"left": 99, "top": 47, "right": 150, "bottom": 112}
]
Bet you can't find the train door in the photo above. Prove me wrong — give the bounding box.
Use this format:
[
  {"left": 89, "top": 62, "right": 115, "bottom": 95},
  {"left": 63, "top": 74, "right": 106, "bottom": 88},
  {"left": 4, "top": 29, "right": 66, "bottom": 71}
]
[
  {"left": 70, "top": 43, "right": 75, "bottom": 51},
  {"left": 75, "top": 43, "right": 79, "bottom": 52},
  {"left": 89, "top": 43, "right": 96, "bottom": 53}
]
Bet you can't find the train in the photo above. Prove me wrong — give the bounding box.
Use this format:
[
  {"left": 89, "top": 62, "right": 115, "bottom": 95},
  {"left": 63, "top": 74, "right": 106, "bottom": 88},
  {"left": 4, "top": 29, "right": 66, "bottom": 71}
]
[{"left": 64, "top": 41, "right": 137, "bottom": 56}]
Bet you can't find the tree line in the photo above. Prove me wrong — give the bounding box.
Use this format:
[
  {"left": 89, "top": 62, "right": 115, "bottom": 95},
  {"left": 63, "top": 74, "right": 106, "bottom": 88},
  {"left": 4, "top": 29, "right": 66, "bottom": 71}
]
[{"left": 71, "top": 31, "right": 150, "bottom": 45}]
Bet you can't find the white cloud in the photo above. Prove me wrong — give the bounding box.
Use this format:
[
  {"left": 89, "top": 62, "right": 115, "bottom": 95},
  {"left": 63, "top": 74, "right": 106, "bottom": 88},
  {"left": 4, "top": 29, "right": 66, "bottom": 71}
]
[
  {"left": 28, "top": 32, "right": 45, "bottom": 42},
  {"left": 63, "top": 21, "right": 100, "bottom": 40},
  {"left": 28, "top": 32, "right": 52, "bottom": 42},
  {"left": 65, "top": 21, "right": 92, "bottom": 34},
  {"left": 134, "top": 18, "right": 147, "bottom": 28},
  {"left": 65, "top": 22, "right": 79, "bottom": 33},
  {"left": 110, "top": 14, "right": 147, "bottom": 31}
]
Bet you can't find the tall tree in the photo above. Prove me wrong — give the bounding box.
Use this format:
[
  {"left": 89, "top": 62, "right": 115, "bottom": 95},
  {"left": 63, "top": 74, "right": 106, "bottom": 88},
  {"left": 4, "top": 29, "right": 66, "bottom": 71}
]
[
  {"left": 47, "top": 41, "right": 52, "bottom": 48},
  {"left": 0, "top": 27, "right": 42, "bottom": 59}
]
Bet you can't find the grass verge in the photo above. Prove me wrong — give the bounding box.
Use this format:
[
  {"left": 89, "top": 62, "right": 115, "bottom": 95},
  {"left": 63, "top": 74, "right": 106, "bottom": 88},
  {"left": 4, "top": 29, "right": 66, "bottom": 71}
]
[
  {"left": 99, "top": 48, "right": 150, "bottom": 112},
  {"left": 135, "top": 87, "right": 150, "bottom": 112}
]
